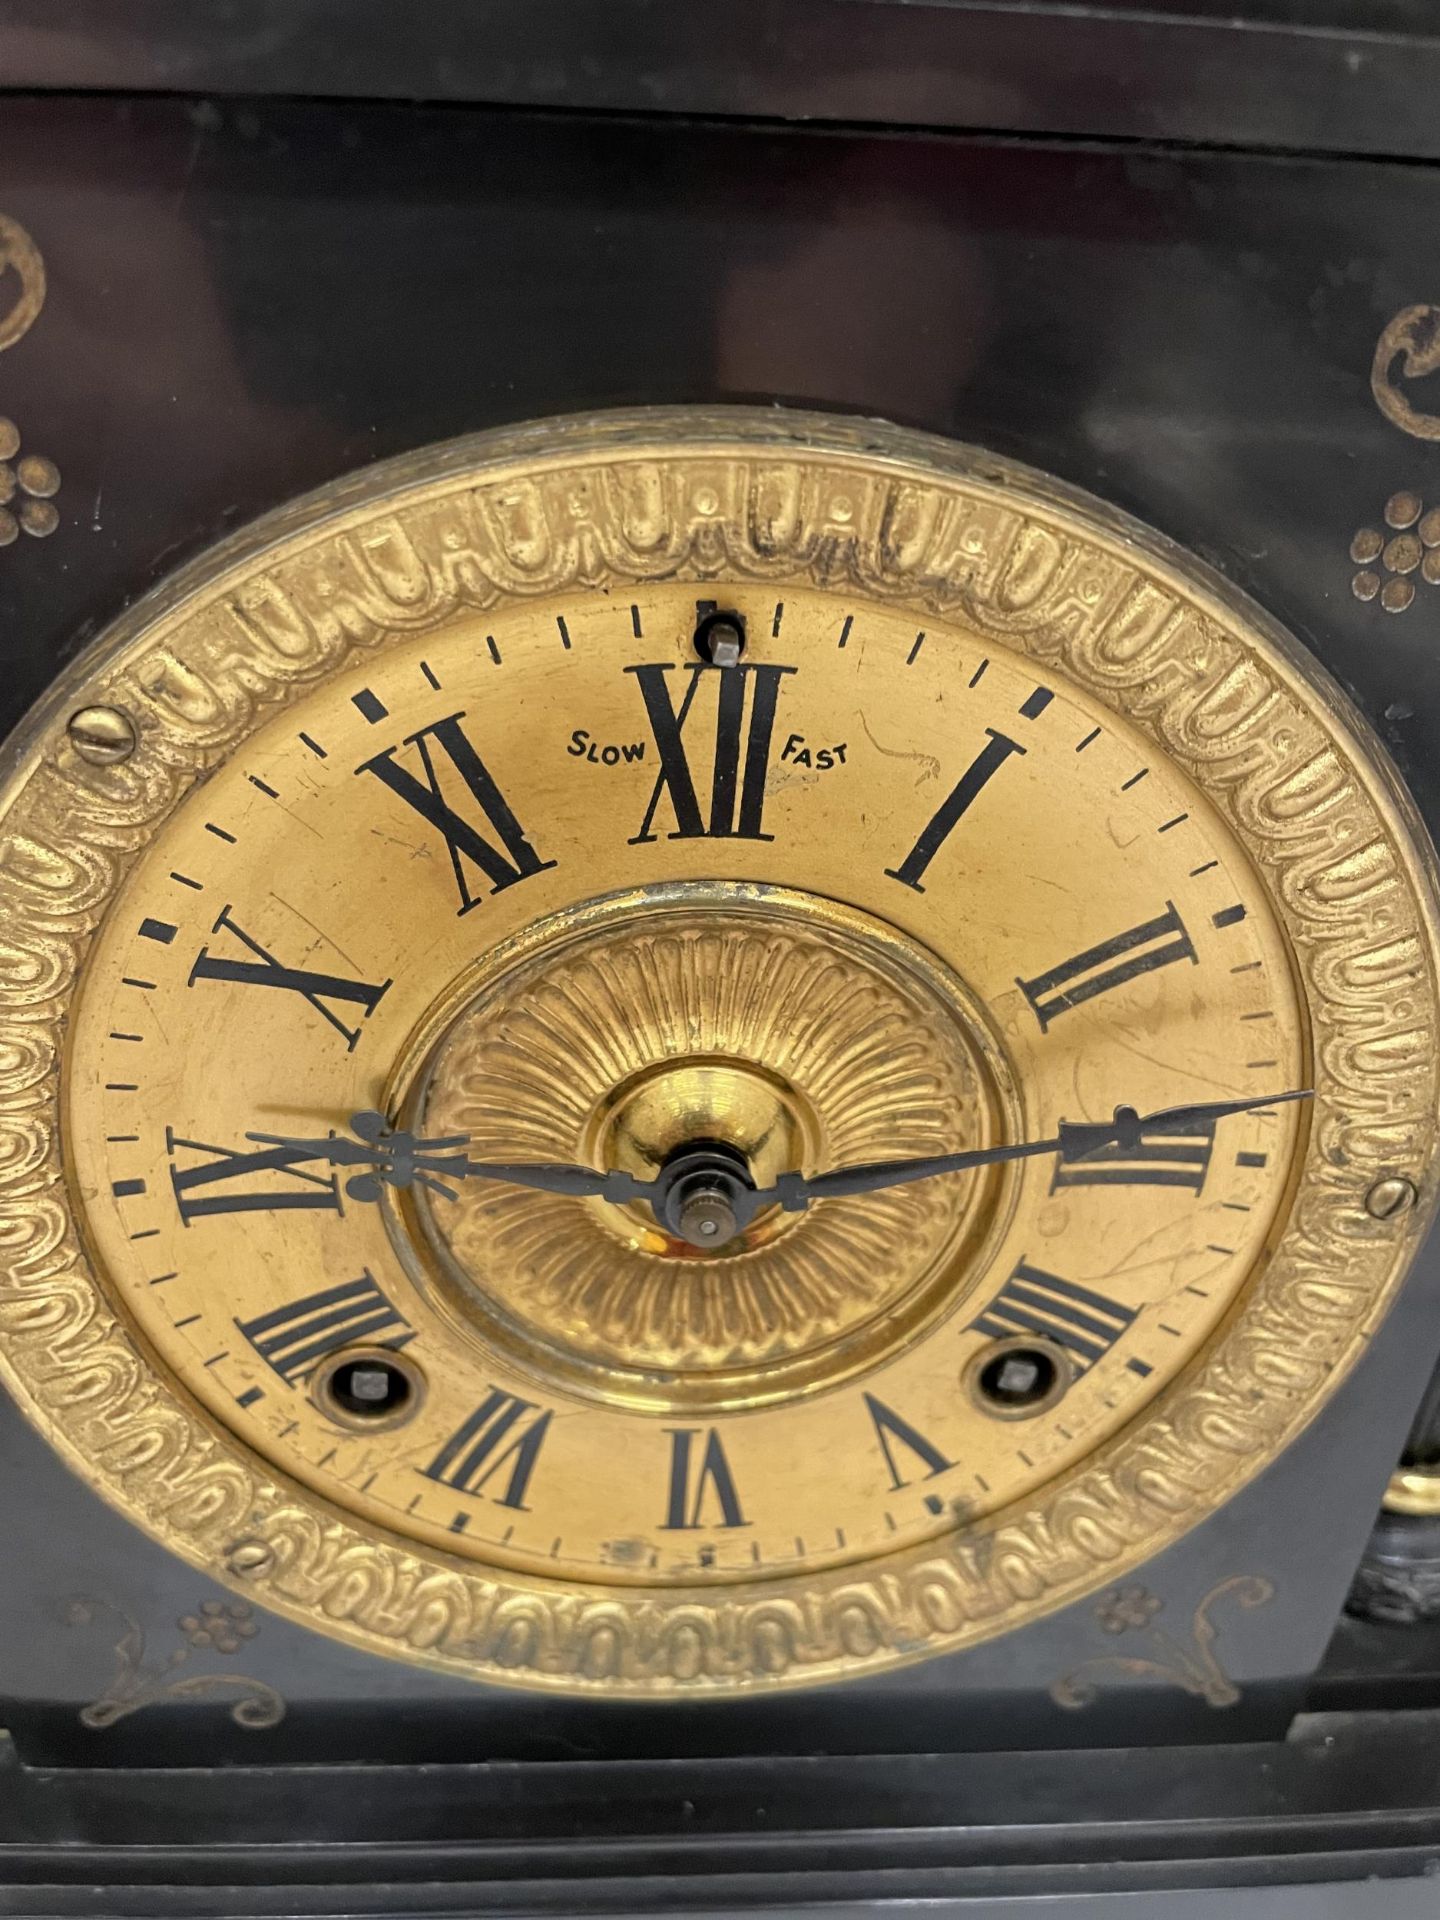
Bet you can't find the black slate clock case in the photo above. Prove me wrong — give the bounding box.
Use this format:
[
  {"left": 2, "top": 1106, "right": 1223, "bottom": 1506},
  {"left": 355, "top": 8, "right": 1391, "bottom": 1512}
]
[{"left": 5, "top": 3, "right": 1440, "bottom": 1909}]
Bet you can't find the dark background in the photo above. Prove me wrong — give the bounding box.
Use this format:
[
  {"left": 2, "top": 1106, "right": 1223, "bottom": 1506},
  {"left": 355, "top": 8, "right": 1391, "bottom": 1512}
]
[{"left": 6, "top": 8, "right": 1440, "bottom": 1902}]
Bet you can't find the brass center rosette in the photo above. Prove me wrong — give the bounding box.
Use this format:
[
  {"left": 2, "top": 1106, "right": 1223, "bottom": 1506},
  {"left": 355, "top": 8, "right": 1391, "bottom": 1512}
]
[{"left": 396, "top": 886, "right": 1017, "bottom": 1409}]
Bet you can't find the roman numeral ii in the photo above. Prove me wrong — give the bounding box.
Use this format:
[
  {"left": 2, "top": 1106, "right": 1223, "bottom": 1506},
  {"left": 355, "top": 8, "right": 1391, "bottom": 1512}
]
[{"left": 1018, "top": 902, "right": 1197, "bottom": 1031}]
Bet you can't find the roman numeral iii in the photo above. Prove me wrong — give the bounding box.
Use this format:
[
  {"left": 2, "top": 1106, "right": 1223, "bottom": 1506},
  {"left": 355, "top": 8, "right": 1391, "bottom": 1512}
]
[
  {"left": 167, "top": 1128, "right": 342, "bottom": 1224},
  {"left": 1017, "top": 902, "right": 1197, "bottom": 1031},
  {"left": 357, "top": 711, "right": 555, "bottom": 914},
  {"left": 971, "top": 1261, "right": 1136, "bottom": 1373},
  {"left": 236, "top": 1272, "right": 413, "bottom": 1383},
  {"left": 1052, "top": 1117, "right": 1217, "bottom": 1193},
  {"left": 189, "top": 905, "right": 390, "bottom": 1050},
  {"left": 628, "top": 662, "right": 795, "bottom": 842}
]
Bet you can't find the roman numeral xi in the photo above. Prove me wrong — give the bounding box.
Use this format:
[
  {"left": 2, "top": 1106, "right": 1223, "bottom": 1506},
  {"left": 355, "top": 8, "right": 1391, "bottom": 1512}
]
[{"left": 357, "top": 711, "right": 554, "bottom": 915}]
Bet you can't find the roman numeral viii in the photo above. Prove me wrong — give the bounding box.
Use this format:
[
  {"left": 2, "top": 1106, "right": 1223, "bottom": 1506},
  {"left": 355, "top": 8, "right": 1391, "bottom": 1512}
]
[
  {"left": 357, "top": 711, "right": 555, "bottom": 915},
  {"left": 1018, "top": 902, "right": 1197, "bottom": 1031},
  {"left": 167, "top": 1128, "right": 342, "bottom": 1224},
  {"left": 422, "top": 1388, "right": 552, "bottom": 1510},
  {"left": 237, "top": 1272, "right": 413, "bottom": 1383},
  {"left": 189, "top": 905, "right": 390, "bottom": 1050},
  {"left": 971, "top": 1261, "right": 1136, "bottom": 1373},
  {"left": 1052, "top": 1118, "right": 1216, "bottom": 1194},
  {"left": 628, "top": 662, "right": 795, "bottom": 843},
  {"left": 661, "top": 1427, "right": 748, "bottom": 1529}
]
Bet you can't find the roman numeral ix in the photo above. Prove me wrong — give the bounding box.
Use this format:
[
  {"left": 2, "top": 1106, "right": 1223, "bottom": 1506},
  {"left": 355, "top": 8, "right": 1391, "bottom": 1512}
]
[
  {"left": 189, "top": 905, "right": 390, "bottom": 1050},
  {"left": 1018, "top": 902, "right": 1197, "bottom": 1031},
  {"left": 167, "top": 1128, "right": 342, "bottom": 1225},
  {"left": 628, "top": 662, "right": 795, "bottom": 843},
  {"left": 357, "top": 711, "right": 555, "bottom": 914},
  {"left": 971, "top": 1261, "right": 1136, "bottom": 1373},
  {"left": 236, "top": 1272, "right": 413, "bottom": 1383}
]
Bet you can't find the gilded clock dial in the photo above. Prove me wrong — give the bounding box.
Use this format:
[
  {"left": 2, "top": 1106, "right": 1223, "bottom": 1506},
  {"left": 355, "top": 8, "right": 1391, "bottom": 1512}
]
[
  {"left": 2, "top": 410, "right": 1434, "bottom": 1692},
  {"left": 71, "top": 579, "right": 1305, "bottom": 1585}
]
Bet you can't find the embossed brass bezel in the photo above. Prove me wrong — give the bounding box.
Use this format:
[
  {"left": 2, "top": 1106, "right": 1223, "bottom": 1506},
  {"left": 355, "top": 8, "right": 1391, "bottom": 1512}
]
[{"left": 1, "top": 406, "right": 1437, "bottom": 1695}]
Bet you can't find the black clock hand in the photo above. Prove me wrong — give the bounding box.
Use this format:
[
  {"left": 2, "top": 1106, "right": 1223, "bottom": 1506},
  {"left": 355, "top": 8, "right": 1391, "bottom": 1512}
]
[
  {"left": 249, "top": 1089, "right": 1309, "bottom": 1242},
  {"left": 777, "top": 1089, "right": 1311, "bottom": 1204}
]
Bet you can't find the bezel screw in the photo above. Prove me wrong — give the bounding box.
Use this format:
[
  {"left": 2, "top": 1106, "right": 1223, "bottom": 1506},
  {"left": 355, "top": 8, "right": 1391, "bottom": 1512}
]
[
  {"left": 66, "top": 704, "right": 138, "bottom": 765},
  {"left": 225, "top": 1538, "right": 275, "bottom": 1578},
  {"left": 1365, "top": 1175, "right": 1419, "bottom": 1220}
]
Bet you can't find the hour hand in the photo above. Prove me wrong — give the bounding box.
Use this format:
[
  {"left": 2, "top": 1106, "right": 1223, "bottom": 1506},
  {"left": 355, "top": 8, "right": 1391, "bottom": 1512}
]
[{"left": 245, "top": 1113, "right": 647, "bottom": 1206}]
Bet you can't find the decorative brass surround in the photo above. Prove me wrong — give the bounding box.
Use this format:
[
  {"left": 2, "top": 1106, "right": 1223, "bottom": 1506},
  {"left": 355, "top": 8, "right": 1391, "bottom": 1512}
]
[{"left": 0, "top": 407, "right": 1435, "bottom": 1695}]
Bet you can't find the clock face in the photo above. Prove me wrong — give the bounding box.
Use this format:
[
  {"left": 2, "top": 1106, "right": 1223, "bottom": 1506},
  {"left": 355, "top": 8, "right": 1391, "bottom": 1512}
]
[{"left": 2, "top": 410, "right": 1436, "bottom": 1693}]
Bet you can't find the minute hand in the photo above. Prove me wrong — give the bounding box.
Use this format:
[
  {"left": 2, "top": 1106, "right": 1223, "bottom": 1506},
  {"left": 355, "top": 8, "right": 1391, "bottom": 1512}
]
[{"left": 775, "top": 1090, "right": 1311, "bottom": 1206}]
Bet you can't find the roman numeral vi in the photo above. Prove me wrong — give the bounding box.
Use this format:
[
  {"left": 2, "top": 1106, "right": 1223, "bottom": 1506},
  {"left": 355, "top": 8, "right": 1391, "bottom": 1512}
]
[{"left": 661, "top": 1427, "right": 748, "bottom": 1529}]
